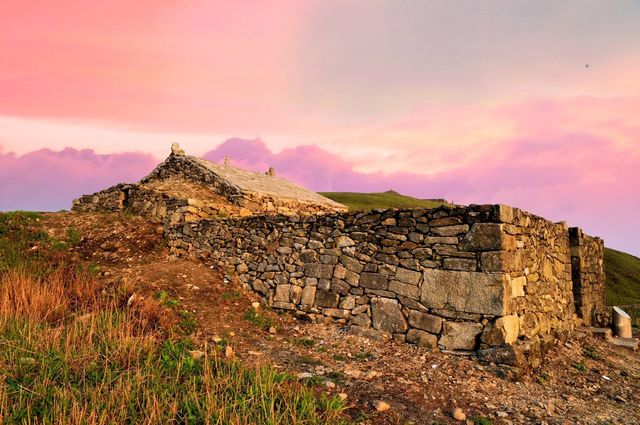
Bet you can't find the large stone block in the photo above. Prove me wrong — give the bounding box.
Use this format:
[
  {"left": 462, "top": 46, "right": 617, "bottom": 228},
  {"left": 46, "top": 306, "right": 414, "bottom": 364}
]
[
  {"left": 300, "top": 286, "right": 316, "bottom": 305},
  {"left": 371, "top": 298, "right": 408, "bottom": 333},
  {"left": 408, "top": 311, "right": 443, "bottom": 333},
  {"left": 315, "top": 290, "right": 339, "bottom": 308},
  {"left": 459, "top": 223, "right": 515, "bottom": 252},
  {"left": 438, "top": 321, "right": 483, "bottom": 350},
  {"left": 395, "top": 268, "right": 422, "bottom": 285},
  {"left": 304, "top": 263, "right": 334, "bottom": 279},
  {"left": 360, "top": 272, "right": 388, "bottom": 290},
  {"left": 274, "top": 284, "right": 291, "bottom": 302},
  {"left": 388, "top": 281, "right": 420, "bottom": 300},
  {"left": 421, "top": 269, "right": 510, "bottom": 316}
]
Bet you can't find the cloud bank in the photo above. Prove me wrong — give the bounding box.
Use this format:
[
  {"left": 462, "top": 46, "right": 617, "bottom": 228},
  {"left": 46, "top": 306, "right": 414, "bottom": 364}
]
[
  {"left": 1, "top": 136, "right": 637, "bottom": 256},
  {"left": 0, "top": 147, "right": 156, "bottom": 211}
]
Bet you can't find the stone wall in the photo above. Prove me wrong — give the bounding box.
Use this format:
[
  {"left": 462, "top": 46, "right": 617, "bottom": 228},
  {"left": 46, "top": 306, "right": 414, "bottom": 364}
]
[
  {"left": 569, "top": 227, "right": 606, "bottom": 326},
  {"left": 166, "top": 204, "right": 599, "bottom": 363},
  {"left": 72, "top": 184, "right": 224, "bottom": 225}
]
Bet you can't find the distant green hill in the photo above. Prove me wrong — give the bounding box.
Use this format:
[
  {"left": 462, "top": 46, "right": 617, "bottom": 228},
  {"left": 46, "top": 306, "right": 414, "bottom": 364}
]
[
  {"left": 320, "top": 190, "right": 449, "bottom": 212},
  {"left": 321, "top": 191, "right": 640, "bottom": 308},
  {"left": 604, "top": 248, "right": 640, "bottom": 306}
]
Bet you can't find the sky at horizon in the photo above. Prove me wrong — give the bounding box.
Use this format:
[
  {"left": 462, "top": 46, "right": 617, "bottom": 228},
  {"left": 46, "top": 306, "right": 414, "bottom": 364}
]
[{"left": 1, "top": 1, "right": 639, "bottom": 255}]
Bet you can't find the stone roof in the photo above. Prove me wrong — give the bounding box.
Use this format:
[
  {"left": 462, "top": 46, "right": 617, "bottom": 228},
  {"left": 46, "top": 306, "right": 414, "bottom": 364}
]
[{"left": 187, "top": 156, "right": 344, "bottom": 209}]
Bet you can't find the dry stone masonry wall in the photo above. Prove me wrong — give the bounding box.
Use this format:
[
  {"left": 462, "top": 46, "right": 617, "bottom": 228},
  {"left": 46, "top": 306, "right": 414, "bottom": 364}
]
[
  {"left": 166, "top": 204, "right": 605, "bottom": 365},
  {"left": 569, "top": 227, "right": 606, "bottom": 326}
]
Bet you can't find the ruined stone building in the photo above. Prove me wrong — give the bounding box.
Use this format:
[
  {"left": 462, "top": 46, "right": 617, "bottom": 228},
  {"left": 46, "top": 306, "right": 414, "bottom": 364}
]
[{"left": 74, "top": 144, "right": 606, "bottom": 366}]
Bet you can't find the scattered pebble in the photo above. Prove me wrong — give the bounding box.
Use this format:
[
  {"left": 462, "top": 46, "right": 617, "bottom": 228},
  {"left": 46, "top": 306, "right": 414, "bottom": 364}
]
[
  {"left": 373, "top": 400, "right": 390, "bottom": 412},
  {"left": 251, "top": 302, "right": 260, "bottom": 309},
  {"left": 338, "top": 392, "right": 348, "bottom": 401},
  {"left": 325, "top": 380, "right": 336, "bottom": 389},
  {"left": 452, "top": 407, "right": 466, "bottom": 421},
  {"left": 269, "top": 326, "right": 277, "bottom": 334},
  {"left": 189, "top": 350, "right": 205, "bottom": 360},
  {"left": 225, "top": 345, "right": 234, "bottom": 358}
]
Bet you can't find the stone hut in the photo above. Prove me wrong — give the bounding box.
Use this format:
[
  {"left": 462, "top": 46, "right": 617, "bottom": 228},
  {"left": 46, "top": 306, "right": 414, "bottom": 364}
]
[
  {"left": 74, "top": 144, "right": 606, "bottom": 367},
  {"left": 73, "top": 144, "right": 346, "bottom": 224}
]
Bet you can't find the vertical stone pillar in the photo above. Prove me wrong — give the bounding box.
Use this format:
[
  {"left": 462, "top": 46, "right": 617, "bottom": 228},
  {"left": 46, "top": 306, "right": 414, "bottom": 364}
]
[{"left": 569, "top": 227, "right": 606, "bottom": 326}]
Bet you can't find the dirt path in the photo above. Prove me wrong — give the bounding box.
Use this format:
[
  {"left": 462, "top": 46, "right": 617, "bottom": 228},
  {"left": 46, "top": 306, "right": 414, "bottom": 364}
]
[{"left": 43, "top": 212, "right": 640, "bottom": 424}]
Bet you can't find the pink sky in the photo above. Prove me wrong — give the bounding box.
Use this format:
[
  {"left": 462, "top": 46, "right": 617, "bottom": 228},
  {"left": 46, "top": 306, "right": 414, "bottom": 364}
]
[{"left": 1, "top": 1, "right": 639, "bottom": 255}]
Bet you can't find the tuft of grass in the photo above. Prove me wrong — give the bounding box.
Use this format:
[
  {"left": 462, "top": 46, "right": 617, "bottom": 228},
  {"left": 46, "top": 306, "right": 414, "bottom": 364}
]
[
  {"left": 474, "top": 416, "right": 492, "bottom": 425},
  {"left": 354, "top": 351, "right": 374, "bottom": 361},
  {"left": 573, "top": 361, "right": 587, "bottom": 373},
  {"left": 244, "top": 307, "right": 273, "bottom": 330},
  {"left": 221, "top": 290, "right": 241, "bottom": 300},
  {"left": 295, "top": 337, "right": 316, "bottom": 347},
  {"left": 320, "top": 190, "right": 449, "bottom": 212},
  {"left": 583, "top": 345, "right": 600, "bottom": 360},
  {"left": 65, "top": 227, "right": 83, "bottom": 245}
]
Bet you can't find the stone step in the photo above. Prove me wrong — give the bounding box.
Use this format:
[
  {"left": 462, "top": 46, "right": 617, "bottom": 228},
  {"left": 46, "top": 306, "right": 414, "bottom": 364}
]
[
  {"left": 576, "top": 326, "right": 612, "bottom": 340},
  {"left": 610, "top": 337, "right": 639, "bottom": 350}
]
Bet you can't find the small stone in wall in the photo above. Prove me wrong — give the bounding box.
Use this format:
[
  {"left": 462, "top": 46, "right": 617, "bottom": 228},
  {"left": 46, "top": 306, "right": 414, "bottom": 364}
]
[
  {"left": 406, "top": 329, "right": 437, "bottom": 349},
  {"left": 335, "top": 235, "right": 355, "bottom": 247},
  {"left": 481, "top": 315, "right": 520, "bottom": 346}
]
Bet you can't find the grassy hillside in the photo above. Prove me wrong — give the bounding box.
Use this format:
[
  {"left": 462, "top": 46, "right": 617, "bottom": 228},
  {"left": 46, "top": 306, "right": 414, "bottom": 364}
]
[
  {"left": 321, "top": 191, "right": 640, "bottom": 308},
  {"left": 320, "top": 190, "right": 449, "bottom": 211},
  {"left": 605, "top": 247, "right": 640, "bottom": 306}
]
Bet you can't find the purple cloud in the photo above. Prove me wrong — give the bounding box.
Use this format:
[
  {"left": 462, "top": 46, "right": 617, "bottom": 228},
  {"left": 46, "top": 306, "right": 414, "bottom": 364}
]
[{"left": 0, "top": 147, "right": 156, "bottom": 211}]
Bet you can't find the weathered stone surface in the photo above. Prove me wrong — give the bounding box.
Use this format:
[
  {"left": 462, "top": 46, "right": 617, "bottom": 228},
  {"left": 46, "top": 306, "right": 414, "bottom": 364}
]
[
  {"left": 459, "top": 223, "right": 504, "bottom": 251},
  {"left": 360, "top": 272, "right": 388, "bottom": 290},
  {"left": 481, "top": 315, "right": 520, "bottom": 346},
  {"left": 388, "top": 281, "right": 420, "bottom": 300},
  {"left": 438, "top": 321, "right": 483, "bottom": 350},
  {"left": 421, "top": 269, "right": 510, "bottom": 315},
  {"left": 304, "top": 263, "right": 334, "bottom": 279},
  {"left": 300, "top": 286, "right": 316, "bottom": 305},
  {"left": 406, "top": 329, "right": 437, "bottom": 348},
  {"left": 395, "top": 268, "right": 422, "bottom": 285},
  {"left": 371, "top": 298, "right": 408, "bottom": 333},
  {"left": 340, "top": 255, "right": 364, "bottom": 273},
  {"left": 274, "top": 284, "right": 291, "bottom": 302},
  {"left": 431, "top": 224, "right": 469, "bottom": 236},
  {"left": 315, "top": 290, "right": 339, "bottom": 308},
  {"left": 335, "top": 235, "right": 355, "bottom": 247},
  {"left": 443, "top": 258, "right": 477, "bottom": 271},
  {"left": 511, "top": 276, "right": 526, "bottom": 298},
  {"left": 351, "top": 313, "right": 371, "bottom": 328},
  {"left": 408, "top": 311, "right": 443, "bottom": 333}
]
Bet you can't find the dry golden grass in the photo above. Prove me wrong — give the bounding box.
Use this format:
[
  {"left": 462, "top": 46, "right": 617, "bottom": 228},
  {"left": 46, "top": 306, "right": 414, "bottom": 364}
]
[{"left": 0, "top": 211, "right": 346, "bottom": 424}]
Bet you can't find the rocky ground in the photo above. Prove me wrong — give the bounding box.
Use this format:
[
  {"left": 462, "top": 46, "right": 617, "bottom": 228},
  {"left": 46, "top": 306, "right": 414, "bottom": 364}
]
[{"left": 42, "top": 211, "right": 640, "bottom": 424}]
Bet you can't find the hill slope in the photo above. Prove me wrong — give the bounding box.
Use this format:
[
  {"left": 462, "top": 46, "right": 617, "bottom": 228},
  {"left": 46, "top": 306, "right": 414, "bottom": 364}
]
[
  {"left": 320, "top": 190, "right": 448, "bottom": 211},
  {"left": 605, "top": 247, "right": 640, "bottom": 306},
  {"left": 320, "top": 191, "right": 640, "bottom": 307}
]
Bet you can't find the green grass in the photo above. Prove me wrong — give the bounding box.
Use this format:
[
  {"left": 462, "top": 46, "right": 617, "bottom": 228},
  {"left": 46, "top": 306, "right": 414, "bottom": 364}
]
[
  {"left": 0, "top": 212, "right": 346, "bottom": 424},
  {"left": 604, "top": 247, "right": 640, "bottom": 306},
  {"left": 319, "top": 190, "right": 449, "bottom": 211}
]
